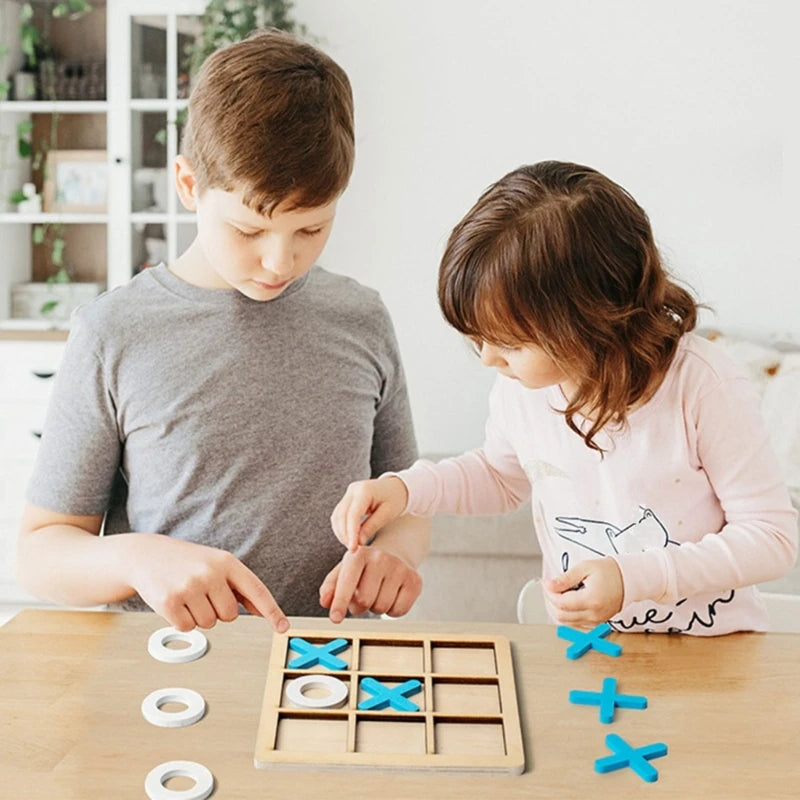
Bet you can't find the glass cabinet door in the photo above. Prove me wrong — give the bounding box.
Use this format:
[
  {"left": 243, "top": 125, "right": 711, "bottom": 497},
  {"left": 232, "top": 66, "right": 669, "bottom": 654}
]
[{"left": 107, "top": 2, "right": 203, "bottom": 289}]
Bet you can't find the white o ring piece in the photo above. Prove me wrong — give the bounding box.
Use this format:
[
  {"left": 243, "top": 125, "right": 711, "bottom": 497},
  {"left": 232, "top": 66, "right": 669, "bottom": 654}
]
[
  {"left": 285, "top": 674, "right": 349, "bottom": 709},
  {"left": 144, "top": 760, "right": 214, "bottom": 800},
  {"left": 141, "top": 687, "right": 207, "bottom": 728},
  {"left": 148, "top": 627, "right": 208, "bottom": 664}
]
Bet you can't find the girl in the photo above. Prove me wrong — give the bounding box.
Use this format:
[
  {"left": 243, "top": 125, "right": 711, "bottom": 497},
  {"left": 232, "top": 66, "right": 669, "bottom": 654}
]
[{"left": 331, "top": 160, "right": 798, "bottom": 635}]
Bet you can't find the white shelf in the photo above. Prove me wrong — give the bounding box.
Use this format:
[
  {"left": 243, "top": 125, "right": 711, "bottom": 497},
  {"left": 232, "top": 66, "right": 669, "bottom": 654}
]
[
  {"left": 130, "top": 212, "right": 196, "bottom": 224},
  {"left": 0, "top": 100, "right": 108, "bottom": 114},
  {"left": 0, "top": 213, "right": 109, "bottom": 224},
  {"left": 130, "top": 99, "right": 189, "bottom": 112}
]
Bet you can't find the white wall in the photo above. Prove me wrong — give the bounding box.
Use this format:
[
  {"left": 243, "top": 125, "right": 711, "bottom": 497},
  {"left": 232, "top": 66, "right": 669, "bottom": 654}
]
[{"left": 293, "top": 1, "right": 797, "bottom": 454}]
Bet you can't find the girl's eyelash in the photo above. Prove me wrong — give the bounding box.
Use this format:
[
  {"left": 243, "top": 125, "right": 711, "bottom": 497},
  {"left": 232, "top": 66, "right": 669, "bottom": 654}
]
[{"left": 300, "top": 227, "right": 323, "bottom": 237}]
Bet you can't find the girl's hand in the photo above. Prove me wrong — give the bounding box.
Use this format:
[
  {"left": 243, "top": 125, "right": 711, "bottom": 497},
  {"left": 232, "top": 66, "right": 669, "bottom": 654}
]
[
  {"left": 319, "top": 545, "right": 423, "bottom": 623},
  {"left": 122, "top": 534, "right": 289, "bottom": 633},
  {"left": 330, "top": 476, "right": 409, "bottom": 552},
  {"left": 542, "top": 557, "right": 624, "bottom": 627}
]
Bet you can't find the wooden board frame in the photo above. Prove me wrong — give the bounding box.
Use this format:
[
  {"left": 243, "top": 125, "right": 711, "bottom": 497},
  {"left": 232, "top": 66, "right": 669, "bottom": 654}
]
[{"left": 255, "top": 629, "right": 525, "bottom": 774}]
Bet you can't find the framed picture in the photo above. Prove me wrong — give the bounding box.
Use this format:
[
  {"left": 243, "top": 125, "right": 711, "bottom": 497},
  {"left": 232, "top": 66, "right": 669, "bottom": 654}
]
[{"left": 43, "top": 150, "right": 108, "bottom": 213}]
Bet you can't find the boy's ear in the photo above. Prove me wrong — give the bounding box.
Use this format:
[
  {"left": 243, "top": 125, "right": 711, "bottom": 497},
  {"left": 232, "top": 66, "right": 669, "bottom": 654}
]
[{"left": 174, "top": 155, "right": 199, "bottom": 211}]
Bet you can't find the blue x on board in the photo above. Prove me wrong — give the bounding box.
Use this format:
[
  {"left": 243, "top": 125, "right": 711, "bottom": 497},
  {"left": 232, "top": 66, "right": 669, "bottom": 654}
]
[
  {"left": 557, "top": 622, "right": 622, "bottom": 659},
  {"left": 358, "top": 677, "right": 423, "bottom": 712},
  {"left": 288, "top": 637, "right": 348, "bottom": 670},
  {"left": 595, "top": 733, "right": 668, "bottom": 783},
  {"left": 569, "top": 676, "right": 647, "bottom": 723}
]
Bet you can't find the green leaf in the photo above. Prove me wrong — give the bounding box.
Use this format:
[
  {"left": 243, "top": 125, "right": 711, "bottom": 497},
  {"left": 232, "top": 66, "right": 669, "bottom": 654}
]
[
  {"left": 39, "top": 300, "right": 60, "bottom": 316},
  {"left": 21, "top": 3, "right": 34, "bottom": 21},
  {"left": 154, "top": 127, "right": 167, "bottom": 146},
  {"left": 17, "top": 120, "right": 34, "bottom": 136},
  {"left": 52, "top": 3, "right": 69, "bottom": 17},
  {"left": 18, "top": 139, "right": 33, "bottom": 158},
  {"left": 52, "top": 239, "right": 66, "bottom": 267},
  {"left": 51, "top": 266, "right": 71, "bottom": 283},
  {"left": 10, "top": 189, "right": 27, "bottom": 204},
  {"left": 33, "top": 225, "right": 46, "bottom": 244},
  {"left": 0, "top": 81, "right": 9, "bottom": 101}
]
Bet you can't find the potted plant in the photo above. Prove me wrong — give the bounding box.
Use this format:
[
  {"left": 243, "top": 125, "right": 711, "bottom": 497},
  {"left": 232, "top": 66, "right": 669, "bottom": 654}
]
[{"left": 10, "top": 223, "right": 102, "bottom": 325}]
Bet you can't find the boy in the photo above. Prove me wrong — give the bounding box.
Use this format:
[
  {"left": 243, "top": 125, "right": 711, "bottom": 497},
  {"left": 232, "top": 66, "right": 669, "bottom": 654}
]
[{"left": 16, "top": 30, "right": 429, "bottom": 632}]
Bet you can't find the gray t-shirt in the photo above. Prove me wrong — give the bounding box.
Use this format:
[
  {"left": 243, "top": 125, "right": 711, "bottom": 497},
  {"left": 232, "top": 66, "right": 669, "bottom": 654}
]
[{"left": 27, "top": 264, "right": 418, "bottom": 615}]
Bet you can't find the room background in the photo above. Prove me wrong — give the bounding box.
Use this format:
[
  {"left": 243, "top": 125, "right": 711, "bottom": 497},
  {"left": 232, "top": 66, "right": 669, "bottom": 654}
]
[{"left": 292, "top": 0, "right": 798, "bottom": 456}]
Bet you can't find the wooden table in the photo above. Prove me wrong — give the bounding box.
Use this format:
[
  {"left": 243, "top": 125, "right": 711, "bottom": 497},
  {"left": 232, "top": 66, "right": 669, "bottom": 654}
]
[{"left": 0, "top": 609, "right": 797, "bottom": 798}]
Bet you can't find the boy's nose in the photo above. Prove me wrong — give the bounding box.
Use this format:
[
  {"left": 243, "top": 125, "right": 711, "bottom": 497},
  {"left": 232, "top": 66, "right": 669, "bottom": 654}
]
[{"left": 259, "top": 240, "right": 294, "bottom": 277}]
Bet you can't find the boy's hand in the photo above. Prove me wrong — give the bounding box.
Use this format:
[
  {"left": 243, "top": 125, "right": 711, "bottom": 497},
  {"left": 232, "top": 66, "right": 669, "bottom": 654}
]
[
  {"left": 319, "top": 546, "right": 422, "bottom": 623},
  {"left": 124, "top": 534, "right": 289, "bottom": 633},
  {"left": 330, "top": 476, "right": 409, "bottom": 552},
  {"left": 542, "top": 557, "right": 624, "bottom": 627}
]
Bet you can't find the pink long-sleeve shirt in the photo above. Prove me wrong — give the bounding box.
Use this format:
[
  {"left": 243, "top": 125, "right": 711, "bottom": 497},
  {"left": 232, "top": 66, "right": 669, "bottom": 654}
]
[{"left": 398, "top": 334, "right": 798, "bottom": 634}]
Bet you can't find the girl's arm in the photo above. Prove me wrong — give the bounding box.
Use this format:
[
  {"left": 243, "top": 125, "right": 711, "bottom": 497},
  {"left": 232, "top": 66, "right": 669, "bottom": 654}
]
[
  {"left": 616, "top": 375, "right": 798, "bottom": 606},
  {"left": 332, "top": 378, "right": 531, "bottom": 550}
]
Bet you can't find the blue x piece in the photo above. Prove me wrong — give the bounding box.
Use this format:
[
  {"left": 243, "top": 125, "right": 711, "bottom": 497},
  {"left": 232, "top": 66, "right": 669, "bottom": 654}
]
[
  {"left": 287, "top": 637, "right": 349, "bottom": 670},
  {"left": 557, "top": 623, "right": 622, "bottom": 659},
  {"left": 569, "top": 676, "right": 648, "bottom": 723},
  {"left": 595, "top": 733, "right": 668, "bottom": 783},
  {"left": 358, "top": 677, "right": 423, "bottom": 712}
]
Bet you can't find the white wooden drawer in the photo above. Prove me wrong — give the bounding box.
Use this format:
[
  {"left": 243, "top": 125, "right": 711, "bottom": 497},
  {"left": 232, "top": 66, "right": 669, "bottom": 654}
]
[
  {"left": 0, "top": 401, "right": 48, "bottom": 461},
  {"left": 0, "top": 341, "right": 65, "bottom": 403},
  {"left": 0, "top": 458, "right": 34, "bottom": 520}
]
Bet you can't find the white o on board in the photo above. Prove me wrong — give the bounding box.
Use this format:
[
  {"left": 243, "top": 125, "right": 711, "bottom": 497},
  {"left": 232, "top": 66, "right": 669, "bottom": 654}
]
[{"left": 285, "top": 674, "right": 349, "bottom": 709}]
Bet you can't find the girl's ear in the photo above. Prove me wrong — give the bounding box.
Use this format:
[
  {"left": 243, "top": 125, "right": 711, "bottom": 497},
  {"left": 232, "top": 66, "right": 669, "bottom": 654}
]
[{"left": 174, "top": 155, "right": 199, "bottom": 211}]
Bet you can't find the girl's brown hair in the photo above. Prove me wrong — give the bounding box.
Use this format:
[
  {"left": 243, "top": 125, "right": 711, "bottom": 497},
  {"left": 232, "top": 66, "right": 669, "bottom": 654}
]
[
  {"left": 438, "top": 161, "right": 698, "bottom": 451},
  {"left": 181, "top": 29, "right": 354, "bottom": 214}
]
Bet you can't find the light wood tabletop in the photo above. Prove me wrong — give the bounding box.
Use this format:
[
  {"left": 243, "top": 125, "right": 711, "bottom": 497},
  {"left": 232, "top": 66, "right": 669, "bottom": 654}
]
[{"left": 0, "top": 609, "right": 797, "bottom": 799}]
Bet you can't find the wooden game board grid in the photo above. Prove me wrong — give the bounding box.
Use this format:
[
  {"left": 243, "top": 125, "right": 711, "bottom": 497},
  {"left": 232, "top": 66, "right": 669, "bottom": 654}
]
[{"left": 255, "top": 630, "right": 525, "bottom": 774}]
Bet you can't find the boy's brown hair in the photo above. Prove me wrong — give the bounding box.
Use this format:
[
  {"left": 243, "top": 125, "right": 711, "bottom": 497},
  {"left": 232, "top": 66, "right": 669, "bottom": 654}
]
[
  {"left": 438, "top": 160, "right": 698, "bottom": 452},
  {"left": 181, "top": 28, "right": 354, "bottom": 213}
]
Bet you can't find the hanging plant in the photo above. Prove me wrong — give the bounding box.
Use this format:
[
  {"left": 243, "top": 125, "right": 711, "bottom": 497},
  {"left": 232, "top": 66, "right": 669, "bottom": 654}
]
[
  {"left": 185, "top": 0, "right": 306, "bottom": 77},
  {"left": 153, "top": 0, "right": 308, "bottom": 147}
]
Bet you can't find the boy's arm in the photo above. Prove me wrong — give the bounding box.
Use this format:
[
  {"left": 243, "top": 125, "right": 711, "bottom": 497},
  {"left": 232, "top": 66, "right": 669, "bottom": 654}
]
[
  {"left": 17, "top": 504, "right": 289, "bottom": 632},
  {"left": 320, "top": 514, "right": 431, "bottom": 623}
]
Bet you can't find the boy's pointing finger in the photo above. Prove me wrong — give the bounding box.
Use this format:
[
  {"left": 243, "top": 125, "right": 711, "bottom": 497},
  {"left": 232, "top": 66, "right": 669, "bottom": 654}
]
[{"left": 231, "top": 564, "right": 289, "bottom": 633}]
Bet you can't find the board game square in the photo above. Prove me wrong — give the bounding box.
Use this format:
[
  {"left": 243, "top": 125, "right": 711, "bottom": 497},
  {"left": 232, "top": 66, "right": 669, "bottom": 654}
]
[
  {"left": 434, "top": 721, "right": 506, "bottom": 756},
  {"left": 357, "top": 678, "right": 425, "bottom": 712},
  {"left": 432, "top": 645, "right": 497, "bottom": 676},
  {"left": 358, "top": 643, "right": 423, "bottom": 673},
  {"left": 284, "top": 637, "right": 352, "bottom": 671},
  {"left": 356, "top": 719, "right": 426, "bottom": 755},
  {"left": 281, "top": 674, "right": 351, "bottom": 710},
  {"left": 276, "top": 716, "right": 348, "bottom": 753},
  {"left": 432, "top": 681, "right": 500, "bottom": 715}
]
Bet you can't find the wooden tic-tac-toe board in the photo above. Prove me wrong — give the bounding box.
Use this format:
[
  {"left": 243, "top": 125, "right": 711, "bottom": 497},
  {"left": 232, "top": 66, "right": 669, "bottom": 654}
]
[{"left": 254, "top": 629, "right": 525, "bottom": 774}]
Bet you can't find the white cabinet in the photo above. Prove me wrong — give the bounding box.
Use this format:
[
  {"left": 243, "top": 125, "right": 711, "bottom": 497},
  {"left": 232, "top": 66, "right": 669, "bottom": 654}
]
[
  {"left": 0, "top": 338, "right": 65, "bottom": 602},
  {"left": 0, "top": 0, "right": 204, "bottom": 606},
  {"left": 0, "top": 0, "right": 204, "bottom": 328}
]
